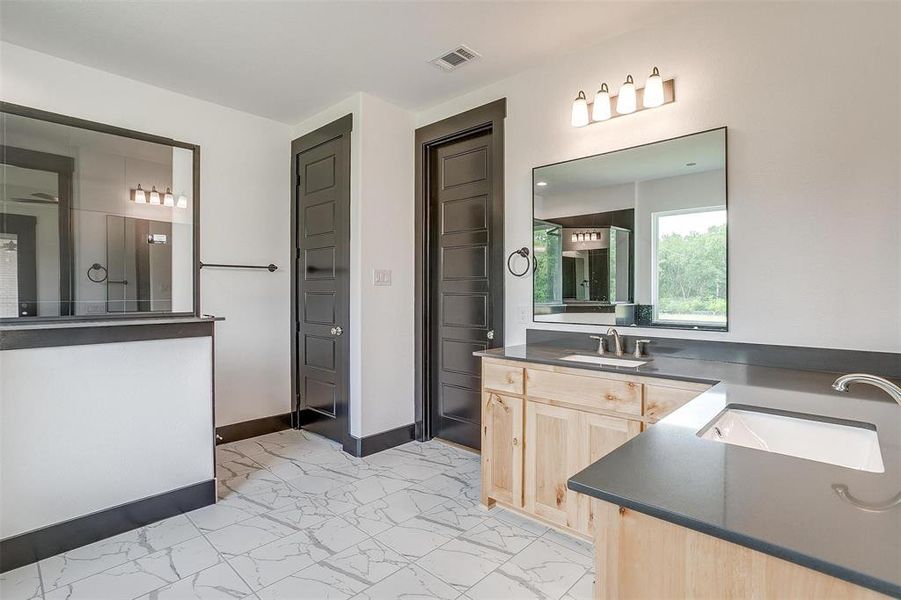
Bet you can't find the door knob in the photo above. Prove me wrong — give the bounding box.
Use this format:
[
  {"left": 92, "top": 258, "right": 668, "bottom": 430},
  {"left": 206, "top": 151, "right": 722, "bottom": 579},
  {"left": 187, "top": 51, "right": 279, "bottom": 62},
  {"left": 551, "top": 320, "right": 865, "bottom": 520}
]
[
  {"left": 330, "top": 326, "right": 344, "bottom": 336},
  {"left": 487, "top": 330, "right": 495, "bottom": 340}
]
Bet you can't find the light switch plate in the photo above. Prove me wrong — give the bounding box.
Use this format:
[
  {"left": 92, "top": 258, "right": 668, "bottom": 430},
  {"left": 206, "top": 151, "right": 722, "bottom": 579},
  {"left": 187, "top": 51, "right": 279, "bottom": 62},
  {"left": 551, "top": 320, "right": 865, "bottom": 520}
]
[
  {"left": 518, "top": 305, "right": 531, "bottom": 324},
  {"left": 373, "top": 269, "right": 392, "bottom": 287}
]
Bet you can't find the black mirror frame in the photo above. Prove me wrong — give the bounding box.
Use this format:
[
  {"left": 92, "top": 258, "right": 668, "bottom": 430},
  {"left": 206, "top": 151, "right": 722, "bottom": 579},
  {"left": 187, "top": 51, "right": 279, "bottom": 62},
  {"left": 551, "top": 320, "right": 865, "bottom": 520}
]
[{"left": 0, "top": 102, "right": 201, "bottom": 323}]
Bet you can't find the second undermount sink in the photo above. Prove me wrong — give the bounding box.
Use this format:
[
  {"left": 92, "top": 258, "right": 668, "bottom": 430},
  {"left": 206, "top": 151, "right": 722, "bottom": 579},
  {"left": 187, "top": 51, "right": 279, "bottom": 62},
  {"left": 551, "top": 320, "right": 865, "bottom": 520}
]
[
  {"left": 560, "top": 354, "right": 648, "bottom": 368},
  {"left": 698, "top": 407, "right": 885, "bottom": 473}
]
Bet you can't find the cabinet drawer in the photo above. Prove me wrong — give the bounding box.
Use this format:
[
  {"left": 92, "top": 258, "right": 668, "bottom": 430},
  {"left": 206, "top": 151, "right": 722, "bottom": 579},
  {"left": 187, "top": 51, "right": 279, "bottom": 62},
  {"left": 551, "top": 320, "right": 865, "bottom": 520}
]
[
  {"left": 644, "top": 384, "right": 705, "bottom": 421},
  {"left": 483, "top": 362, "right": 524, "bottom": 394},
  {"left": 526, "top": 369, "right": 641, "bottom": 416}
]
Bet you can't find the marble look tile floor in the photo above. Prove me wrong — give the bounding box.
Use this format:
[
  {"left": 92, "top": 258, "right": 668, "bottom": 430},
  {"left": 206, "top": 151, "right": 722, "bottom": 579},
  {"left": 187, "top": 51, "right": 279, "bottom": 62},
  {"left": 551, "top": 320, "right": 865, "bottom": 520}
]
[{"left": 4, "top": 430, "right": 594, "bottom": 600}]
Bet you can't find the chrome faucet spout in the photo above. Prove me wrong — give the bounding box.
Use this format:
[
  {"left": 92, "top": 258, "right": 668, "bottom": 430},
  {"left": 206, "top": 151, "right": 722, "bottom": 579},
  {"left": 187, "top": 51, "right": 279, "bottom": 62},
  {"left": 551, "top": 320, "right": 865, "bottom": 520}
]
[
  {"left": 832, "top": 373, "right": 901, "bottom": 405},
  {"left": 606, "top": 327, "right": 624, "bottom": 357}
]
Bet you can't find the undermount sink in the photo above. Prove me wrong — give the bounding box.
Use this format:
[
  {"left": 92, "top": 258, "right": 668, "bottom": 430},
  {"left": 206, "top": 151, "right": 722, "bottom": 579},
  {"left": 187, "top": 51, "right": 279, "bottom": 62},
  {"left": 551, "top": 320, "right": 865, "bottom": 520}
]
[
  {"left": 698, "top": 407, "right": 885, "bottom": 473},
  {"left": 560, "top": 354, "right": 647, "bottom": 368}
]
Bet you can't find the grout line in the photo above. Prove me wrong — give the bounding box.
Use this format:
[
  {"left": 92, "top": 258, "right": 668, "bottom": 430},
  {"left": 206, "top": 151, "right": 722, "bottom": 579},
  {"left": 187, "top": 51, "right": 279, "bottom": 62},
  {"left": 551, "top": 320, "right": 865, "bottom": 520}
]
[{"left": 35, "top": 559, "right": 46, "bottom": 600}]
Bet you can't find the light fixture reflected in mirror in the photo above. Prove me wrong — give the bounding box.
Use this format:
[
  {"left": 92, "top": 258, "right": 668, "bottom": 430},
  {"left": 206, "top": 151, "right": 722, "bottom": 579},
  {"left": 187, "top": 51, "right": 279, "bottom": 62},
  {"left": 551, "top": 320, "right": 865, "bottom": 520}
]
[
  {"left": 571, "top": 91, "right": 589, "bottom": 127},
  {"left": 133, "top": 184, "right": 147, "bottom": 204},
  {"left": 176, "top": 194, "right": 188, "bottom": 209},
  {"left": 536, "top": 181, "right": 548, "bottom": 187},
  {"left": 149, "top": 186, "right": 161, "bottom": 205},
  {"left": 163, "top": 187, "right": 175, "bottom": 207},
  {"left": 643, "top": 67, "right": 664, "bottom": 108},
  {"left": 592, "top": 83, "right": 611, "bottom": 121},
  {"left": 616, "top": 75, "right": 636, "bottom": 114}
]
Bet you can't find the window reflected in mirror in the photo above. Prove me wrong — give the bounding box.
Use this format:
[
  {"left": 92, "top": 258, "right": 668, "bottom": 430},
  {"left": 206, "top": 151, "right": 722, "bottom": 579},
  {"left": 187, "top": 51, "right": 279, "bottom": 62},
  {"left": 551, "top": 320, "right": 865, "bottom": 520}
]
[
  {"left": 533, "top": 128, "right": 727, "bottom": 330},
  {"left": 0, "top": 106, "right": 197, "bottom": 321}
]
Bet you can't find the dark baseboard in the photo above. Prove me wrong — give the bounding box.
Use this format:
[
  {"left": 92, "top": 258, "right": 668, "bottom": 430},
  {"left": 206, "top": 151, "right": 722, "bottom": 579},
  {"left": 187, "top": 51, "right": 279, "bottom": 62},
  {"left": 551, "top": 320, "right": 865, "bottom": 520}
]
[
  {"left": 526, "top": 329, "right": 901, "bottom": 378},
  {"left": 0, "top": 479, "right": 215, "bottom": 573},
  {"left": 216, "top": 413, "right": 292, "bottom": 445},
  {"left": 343, "top": 423, "right": 415, "bottom": 458}
]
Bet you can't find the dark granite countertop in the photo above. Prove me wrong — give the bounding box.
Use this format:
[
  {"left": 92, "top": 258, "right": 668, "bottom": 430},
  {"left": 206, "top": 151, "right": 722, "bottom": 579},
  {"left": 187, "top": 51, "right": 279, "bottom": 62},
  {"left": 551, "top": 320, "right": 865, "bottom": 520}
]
[{"left": 476, "top": 345, "right": 901, "bottom": 597}]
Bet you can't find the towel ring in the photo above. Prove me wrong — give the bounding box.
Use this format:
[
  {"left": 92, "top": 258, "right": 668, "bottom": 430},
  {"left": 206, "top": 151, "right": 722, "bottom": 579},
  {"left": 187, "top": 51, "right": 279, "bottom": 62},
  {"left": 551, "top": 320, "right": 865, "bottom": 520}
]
[
  {"left": 87, "top": 262, "right": 108, "bottom": 283},
  {"left": 507, "top": 247, "right": 531, "bottom": 277}
]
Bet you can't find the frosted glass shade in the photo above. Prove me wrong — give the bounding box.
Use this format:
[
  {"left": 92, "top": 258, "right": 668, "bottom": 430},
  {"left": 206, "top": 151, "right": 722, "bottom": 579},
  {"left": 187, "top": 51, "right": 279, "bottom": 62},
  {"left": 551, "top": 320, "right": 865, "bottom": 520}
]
[
  {"left": 176, "top": 194, "right": 188, "bottom": 209},
  {"left": 643, "top": 67, "right": 665, "bottom": 108},
  {"left": 616, "top": 75, "right": 636, "bottom": 114},
  {"left": 163, "top": 187, "right": 175, "bottom": 207},
  {"left": 571, "top": 91, "right": 589, "bottom": 127},
  {"left": 149, "top": 186, "right": 161, "bottom": 205},
  {"left": 133, "top": 184, "right": 146, "bottom": 204},
  {"left": 592, "top": 84, "right": 611, "bottom": 121}
]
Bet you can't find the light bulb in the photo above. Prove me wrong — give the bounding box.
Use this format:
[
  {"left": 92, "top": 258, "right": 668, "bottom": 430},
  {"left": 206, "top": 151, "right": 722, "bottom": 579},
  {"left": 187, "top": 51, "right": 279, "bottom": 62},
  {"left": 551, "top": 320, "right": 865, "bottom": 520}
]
[
  {"left": 592, "top": 83, "right": 611, "bottom": 121},
  {"left": 571, "top": 91, "right": 589, "bottom": 127},
  {"left": 616, "top": 75, "right": 637, "bottom": 114},
  {"left": 149, "top": 186, "right": 161, "bottom": 205},
  {"left": 163, "top": 187, "right": 175, "bottom": 207},
  {"left": 643, "top": 67, "right": 664, "bottom": 108},
  {"left": 176, "top": 194, "right": 188, "bottom": 209},
  {"left": 133, "top": 184, "right": 146, "bottom": 204}
]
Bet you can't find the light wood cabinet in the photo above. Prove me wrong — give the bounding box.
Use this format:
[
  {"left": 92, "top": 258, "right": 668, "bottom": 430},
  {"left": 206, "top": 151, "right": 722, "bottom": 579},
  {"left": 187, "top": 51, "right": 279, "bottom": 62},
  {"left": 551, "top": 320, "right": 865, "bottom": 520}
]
[
  {"left": 481, "top": 391, "right": 523, "bottom": 507},
  {"left": 524, "top": 402, "right": 582, "bottom": 528},
  {"left": 480, "top": 356, "right": 710, "bottom": 536},
  {"left": 593, "top": 500, "right": 885, "bottom": 600},
  {"left": 524, "top": 403, "right": 642, "bottom": 533},
  {"left": 526, "top": 368, "right": 642, "bottom": 416},
  {"left": 644, "top": 382, "right": 709, "bottom": 421},
  {"left": 482, "top": 362, "right": 524, "bottom": 395},
  {"left": 577, "top": 414, "right": 641, "bottom": 535}
]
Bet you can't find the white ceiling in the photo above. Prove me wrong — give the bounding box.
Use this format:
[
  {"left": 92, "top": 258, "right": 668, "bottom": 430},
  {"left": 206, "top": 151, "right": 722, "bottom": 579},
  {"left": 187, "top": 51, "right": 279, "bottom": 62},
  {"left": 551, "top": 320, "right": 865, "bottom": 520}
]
[
  {"left": 0, "top": 1, "right": 685, "bottom": 124},
  {"left": 535, "top": 128, "right": 726, "bottom": 194}
]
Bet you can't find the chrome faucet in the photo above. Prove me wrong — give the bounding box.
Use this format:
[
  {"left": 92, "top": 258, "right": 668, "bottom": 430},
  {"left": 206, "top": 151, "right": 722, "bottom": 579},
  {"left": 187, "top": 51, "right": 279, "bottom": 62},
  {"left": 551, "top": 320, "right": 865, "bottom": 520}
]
[
  {"left": 606, "top": 327, "right": 624, "bottom": 357},
  {"left": 832, "top": 373, "right": 901, "bottom": 405}
]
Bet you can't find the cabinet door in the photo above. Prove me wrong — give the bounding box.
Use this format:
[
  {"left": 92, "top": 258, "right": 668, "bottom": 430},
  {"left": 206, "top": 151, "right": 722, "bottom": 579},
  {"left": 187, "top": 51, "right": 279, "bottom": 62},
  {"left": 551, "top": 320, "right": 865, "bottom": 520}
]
[
  {"left": 524, "top": 402, "right": 582, "bottom": 528},
  {"left": 577, "top": 413, "right": 641, "bottom": 535},
  {"left": 481, "top": 392, "right": 523, "bottom": 507}
]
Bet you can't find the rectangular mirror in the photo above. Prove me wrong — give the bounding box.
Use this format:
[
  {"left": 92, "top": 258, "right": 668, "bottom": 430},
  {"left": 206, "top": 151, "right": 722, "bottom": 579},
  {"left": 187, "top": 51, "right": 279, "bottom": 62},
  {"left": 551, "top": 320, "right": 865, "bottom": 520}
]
[
  {"left": 533, "top": 128, "right": 727, "bottom": 330},
  {"left": 0, "top": 104, "right": 198, "bottom": 321}
]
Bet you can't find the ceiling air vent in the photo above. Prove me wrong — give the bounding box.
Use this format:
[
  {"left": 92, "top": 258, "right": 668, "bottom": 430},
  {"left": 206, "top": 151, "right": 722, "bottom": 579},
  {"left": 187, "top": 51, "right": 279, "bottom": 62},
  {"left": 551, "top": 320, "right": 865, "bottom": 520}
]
[{"left": 430, "top": 45, "right": 480, "bottom": 71}]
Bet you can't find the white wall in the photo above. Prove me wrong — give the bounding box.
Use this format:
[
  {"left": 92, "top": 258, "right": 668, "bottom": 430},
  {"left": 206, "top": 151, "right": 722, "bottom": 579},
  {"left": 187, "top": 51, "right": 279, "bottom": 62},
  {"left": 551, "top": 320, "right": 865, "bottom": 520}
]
[
  {"left": 415, "top": 1, "right": 901, "bottom": 352},
  {"left": 293, "top": 93, "right": 415, "bottom": 438},
  {"left": 0, "top": 337, "right": 213, "bottom": 538},
  {"left": 535, "top": 183, "right": 634, "bottom": 220},
  {"left": 1, "top": 42, "right": 295, "bottom": 425}
]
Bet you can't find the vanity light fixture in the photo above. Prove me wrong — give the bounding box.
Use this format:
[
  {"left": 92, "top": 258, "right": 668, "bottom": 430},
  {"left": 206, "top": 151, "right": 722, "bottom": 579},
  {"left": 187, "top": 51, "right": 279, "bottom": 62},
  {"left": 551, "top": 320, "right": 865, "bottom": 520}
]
[
  {"left": 571, "top": 67, "right": 674, "bottom": 128},
  {"left": 592, "top": 83, "right": 612, "bottom": 121},
  {"left": 616, "top": 75, "right": 637, "bottom": 114},
  {"left": 176, "top": 194, "right": 188, "bottom": 209},
  {"left": 643, "top": 67, "right": 665, "bottom": 108},
  {"left": 163, "top": 187, "right": 175, "bottom": 207},
  {"left": 571, "top": 91, "right": 590, "bottom": 127},
  {"left": 132, "top": 184, "right": 147, "bottom": 204},
  {"left": 149, "top": 186, "right": 161, "bottom": 205}
]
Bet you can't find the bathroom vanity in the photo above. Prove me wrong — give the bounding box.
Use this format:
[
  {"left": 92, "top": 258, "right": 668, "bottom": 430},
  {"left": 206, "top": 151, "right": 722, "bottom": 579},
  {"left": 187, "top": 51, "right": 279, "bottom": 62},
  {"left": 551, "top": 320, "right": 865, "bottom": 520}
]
[
  {"left": 477, "top": 350, "right": 709, "bottom": 536},
  {"left": 476, "top": 341, "right": 900, "bottom": 599}
]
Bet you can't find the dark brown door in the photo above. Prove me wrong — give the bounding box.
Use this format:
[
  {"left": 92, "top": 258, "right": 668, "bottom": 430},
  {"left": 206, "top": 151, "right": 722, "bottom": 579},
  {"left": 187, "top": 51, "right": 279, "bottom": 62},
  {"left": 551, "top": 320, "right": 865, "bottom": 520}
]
[
  {"left": 428, "top": 129, "right": 502, "bottom": 449},
  {"left": 291, "top": 115, "right": 351, "bottom": 445}
]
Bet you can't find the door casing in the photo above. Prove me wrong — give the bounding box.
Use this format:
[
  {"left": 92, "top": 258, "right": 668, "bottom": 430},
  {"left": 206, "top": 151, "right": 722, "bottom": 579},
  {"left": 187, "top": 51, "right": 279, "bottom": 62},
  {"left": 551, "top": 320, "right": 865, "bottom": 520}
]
[{"left": 414, "top": 99, "right": 506, "bottom": 444}]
